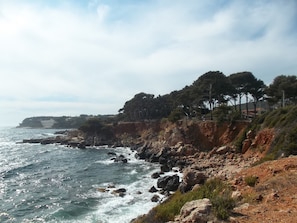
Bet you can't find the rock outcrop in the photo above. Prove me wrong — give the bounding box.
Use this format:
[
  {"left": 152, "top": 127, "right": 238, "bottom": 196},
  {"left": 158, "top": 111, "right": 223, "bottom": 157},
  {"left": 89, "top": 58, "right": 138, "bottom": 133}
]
[
  {"left": 157, "top": 175, "right": 180, "bottom": 192},
  {"left": 174, "top": 198, "right": 213, "bottom": 223},
  {"left": 179, "top": 168, "right": 207, "bottom": 193}
]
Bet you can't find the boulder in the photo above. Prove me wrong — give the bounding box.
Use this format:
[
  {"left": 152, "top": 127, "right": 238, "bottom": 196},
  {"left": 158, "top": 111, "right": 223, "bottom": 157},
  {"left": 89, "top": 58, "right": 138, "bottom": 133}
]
[
  {"left": 160, "top": 164, "right": 171, "bottom": 172},
  {"left": 149, "top": 186, "right": 158, "bottom": 193},
  {"left": 112, "top": 188, "right": 127, "bottom": 197},
  {"left": 176, "top": 144, "right": 196, "bottom": 156},
  {"left": 242, "top": 139, "right": 252, "bottom": 153},
  {"left": 114, "top": 188, "right": 126, "bottom": 193},
  {"left": 179, "top": 198, "right": 212, "bottom": 223},
  {"left": 151, "top": 194, "right": 160, "bottom": 202},
  {"left": 149, "top": 154, "right": 160, "bottom": 163},
  {"left": 159, "top": 156, "right": 168, "bottom": 165},
  {"left": 97, "top": 188, "right": 108, "bottom": 192},
  {"left": 151, "top": 172, "right": 161, "bottom": 179},
  {"left": 112, "top": 155, "right": 128, "bottom": 163},
  {"left": 136, "top": 145, "right": 150, "bottom": 160},
  {"left": 107, "top": 152, "right": 117, "bottom": 156},
  {"left": 179, "top": 169, "right": 207, "bottom": 193},
  {"left": 157, "top": 175, "right": 180, "bottom": 192}
]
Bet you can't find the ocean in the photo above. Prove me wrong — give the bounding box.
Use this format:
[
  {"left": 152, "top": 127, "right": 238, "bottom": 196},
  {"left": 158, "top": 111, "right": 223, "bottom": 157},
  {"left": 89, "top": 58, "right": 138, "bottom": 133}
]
[{"left": 0, "top": 127, "right": 163, "bottom": 223}]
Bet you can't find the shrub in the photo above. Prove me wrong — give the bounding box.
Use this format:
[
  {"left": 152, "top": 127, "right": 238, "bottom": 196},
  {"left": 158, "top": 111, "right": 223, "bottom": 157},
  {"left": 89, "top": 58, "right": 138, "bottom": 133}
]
[
  {"left": 168, "top": 108, "right": 183, "bottom": 123},
  {"left": 212, "top": 196, "right": 235, "bottom": 220},
  {"left": 233, "top": 129, "right": 248, "bottom": 153},
  {"left": 249, "top": 105, "right": 297, "bottom": 161},
  {"left": 244, "top": 175, "right": 258, "bottom": 187},
  {"left": 152, "top": 178, "right": 235, "bottom": 222}
]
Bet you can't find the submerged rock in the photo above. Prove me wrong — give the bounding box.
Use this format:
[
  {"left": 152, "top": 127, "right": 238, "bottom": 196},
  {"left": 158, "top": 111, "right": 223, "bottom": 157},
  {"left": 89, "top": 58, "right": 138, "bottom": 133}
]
[
  {"left": 149, "top": 186, "right": 158, "bottom": 193},
  {"left": 151, "top": 194, "right": 160, "bottom": 202},
  {"left": 151, "top": 172, "right": 161, "bottom": 179},
  {"left": 112, "top": 188, "right": 127, "bottom": 197},
  {"left": 111, "top": 154, "right": 128, "bottom": 163}
]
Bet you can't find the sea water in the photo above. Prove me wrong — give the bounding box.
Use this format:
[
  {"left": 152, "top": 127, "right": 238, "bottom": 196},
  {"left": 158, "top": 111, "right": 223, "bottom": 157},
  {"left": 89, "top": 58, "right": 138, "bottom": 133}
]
[{"left": 0, "top": 127, "right": 162, "bottom": 223}]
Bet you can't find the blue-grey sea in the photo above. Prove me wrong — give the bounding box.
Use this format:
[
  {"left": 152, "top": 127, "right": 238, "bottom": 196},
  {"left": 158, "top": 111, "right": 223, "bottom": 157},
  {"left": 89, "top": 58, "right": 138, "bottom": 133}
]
[{"left": 0, "top": 127, "right": 161, "bottom": 223}]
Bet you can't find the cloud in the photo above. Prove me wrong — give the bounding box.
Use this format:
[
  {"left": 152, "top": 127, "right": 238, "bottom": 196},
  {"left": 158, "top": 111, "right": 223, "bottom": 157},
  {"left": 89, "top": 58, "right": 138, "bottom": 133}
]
[
  {"left": 96, "top": 4, "right": 109, "bottom": 22},
  {"left": 0, "top": 0, "right": 296, "bottom": 126}
]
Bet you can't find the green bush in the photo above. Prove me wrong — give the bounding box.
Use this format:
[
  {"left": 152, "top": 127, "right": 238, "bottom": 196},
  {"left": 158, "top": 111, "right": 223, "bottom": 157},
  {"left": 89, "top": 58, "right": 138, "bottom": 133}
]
[
  {"left": 212, "top": 196, "right": 235, "bottom": 220},
  {"left": 247, "top": 105, "right": 297, "bottom": 161},
  {"left": 168, "top": 108, "right": 184, "bottom": 123},
  {"left": 233, "top": 129, "right": 248, "bottom": 153},
  {"left": 244, "top": 175, "right": 258, "bottom": 187},
  {"left": 151, "top": 178, "right": 235, "bottom": 222}
]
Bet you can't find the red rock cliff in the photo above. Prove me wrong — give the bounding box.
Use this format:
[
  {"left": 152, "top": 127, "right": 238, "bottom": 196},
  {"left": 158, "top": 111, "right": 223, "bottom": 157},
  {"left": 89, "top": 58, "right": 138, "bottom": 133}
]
[{"left": 113, "top": 120, "right": 249, "bottom": 152}]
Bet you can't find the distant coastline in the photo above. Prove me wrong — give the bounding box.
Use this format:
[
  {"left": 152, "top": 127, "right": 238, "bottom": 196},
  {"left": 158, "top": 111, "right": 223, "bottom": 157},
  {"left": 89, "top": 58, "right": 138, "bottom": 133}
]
[{"left": 17, "top": 114, "right": 116, "bottom": 129}]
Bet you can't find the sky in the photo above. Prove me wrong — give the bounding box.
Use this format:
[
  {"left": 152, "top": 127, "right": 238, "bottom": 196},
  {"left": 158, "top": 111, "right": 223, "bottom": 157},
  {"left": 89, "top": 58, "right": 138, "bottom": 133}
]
[{"left": 0, "top": 0, "right": 297, "bottom": 126}]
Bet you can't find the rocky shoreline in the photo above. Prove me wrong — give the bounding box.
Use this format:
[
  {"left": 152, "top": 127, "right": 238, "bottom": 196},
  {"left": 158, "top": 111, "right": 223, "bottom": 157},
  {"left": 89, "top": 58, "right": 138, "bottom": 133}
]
[{"left": 21, "top": 120, "right": 264, "bottom": 222}]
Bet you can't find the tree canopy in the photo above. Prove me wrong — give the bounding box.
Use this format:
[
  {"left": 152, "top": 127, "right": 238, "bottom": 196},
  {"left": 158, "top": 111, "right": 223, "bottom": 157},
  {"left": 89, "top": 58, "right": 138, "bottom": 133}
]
[
  {"left": 118, "top": 72, "right": 296, "bottom": 122},
  {"left": 266, "top": 75, "right": 297, "bottom": 106}
]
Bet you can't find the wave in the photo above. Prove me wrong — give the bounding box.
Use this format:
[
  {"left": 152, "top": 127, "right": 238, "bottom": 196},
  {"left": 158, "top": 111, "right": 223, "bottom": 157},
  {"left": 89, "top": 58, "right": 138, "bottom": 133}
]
[
  {"left": 2, "top": 163, "right": 35, "bottom": 179},
  {"left": 1, "top": 127, "right": 167, "bottom": 223}
]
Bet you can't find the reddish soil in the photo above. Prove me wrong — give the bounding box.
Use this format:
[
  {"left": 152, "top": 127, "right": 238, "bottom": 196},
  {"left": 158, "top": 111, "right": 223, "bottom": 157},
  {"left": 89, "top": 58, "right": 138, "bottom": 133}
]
[{"left": 231, "top": 156, "right": 297, "bottom": 223}]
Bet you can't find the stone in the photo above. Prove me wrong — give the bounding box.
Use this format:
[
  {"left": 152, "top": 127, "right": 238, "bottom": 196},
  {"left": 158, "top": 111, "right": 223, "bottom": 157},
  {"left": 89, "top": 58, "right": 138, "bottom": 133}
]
[
  {"left": 215, "top": 145, "right": 230, "bottom": 155},
  {"left": 159, "top": 156, "right": 167, "bottom": 165},
  {"left": 112, "top": 188, "right": 127, "bottom": 197},
  {"left": 246, "top": 130, "right": 255, "bottom": 139},
  {"left": 149, "top": 186, "right": 158, "bottom": 193},
  {"left": 107, "top": 152, "right": 117, "bottom": 156},
  {"left": 151, "top": 172, "right": 161, "bottom": 179},
  {"left": 160, "top": 164, "right": 171, "bottom": 172},
  {"left": 114, "top": 188, "right": 126, "bottom": 193},
  {"left": 179, "top": 198, "right": 212, "bottom": 223},
  {"left": 191, "top": 184, "right": 201, "bottom": 191},
  {"left": 179, "top": 168, "right": 207, "bottom": 193},
  {"left": 242, "top": 139, "right": 252, "bottom": 154},
  {"left": 265, "top": 192, "right": 279, "bottom": 202},
  {"left": 97, "top": 188, "right": 108, "bottom": 192},
  {"left": 151, "top": 194, "right": 160, "bottom": 202},
  {"left": 136, "top": 145, "right": 149, "bottom": 160},
  {"left": 234, "top": 203, "right": 250, "bottom": 212},
  {"left": 112, "top": 155, "right": 128, "bottom": 163},
  {"left": 231, "top": 190, "right": 242, "bottom": 200},
  {"left": 149, "top": 154, "right": 160, "bottom": 163},
  {"left": 157, "top": 175, "right": 180, "bottom": 191}
]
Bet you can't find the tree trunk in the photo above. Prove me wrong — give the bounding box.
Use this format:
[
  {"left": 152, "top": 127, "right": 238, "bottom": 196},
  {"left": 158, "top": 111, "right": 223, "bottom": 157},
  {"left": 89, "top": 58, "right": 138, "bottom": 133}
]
[
  {"left": 245, "top": 94, "right": 249, "bottom": 119},
  {"left": 253, "top": 100, "right": 257, "bottom": 117},
  {"left": 238, "top": 95, "right": 242, "bottom": 117}
]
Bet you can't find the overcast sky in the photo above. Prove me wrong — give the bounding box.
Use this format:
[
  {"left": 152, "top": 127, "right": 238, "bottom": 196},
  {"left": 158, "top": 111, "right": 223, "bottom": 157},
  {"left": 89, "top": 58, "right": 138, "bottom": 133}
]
[{"left": 0, "top": 0, "right": 297, "bottom": 126}]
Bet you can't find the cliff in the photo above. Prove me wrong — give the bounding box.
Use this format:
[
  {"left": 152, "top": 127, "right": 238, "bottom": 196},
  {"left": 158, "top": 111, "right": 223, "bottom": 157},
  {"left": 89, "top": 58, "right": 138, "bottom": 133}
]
[
  {"left": 21, "top": 107, "right": 297, "bottom": 222},
  {"left": 114, "top": 120, "right": 248, "bottom": 151}
]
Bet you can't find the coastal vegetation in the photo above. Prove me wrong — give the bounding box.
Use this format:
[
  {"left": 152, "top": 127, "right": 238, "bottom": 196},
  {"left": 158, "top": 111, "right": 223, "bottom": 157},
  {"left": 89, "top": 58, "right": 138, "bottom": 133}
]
[
  {"left": 244, "top": 175, "right": 258, "bottom": 187},
  {"left": 134, "top": 178, "right": 235, "bottom": 222},
  {"left": 249, "top": 105, "right": 297, "bottom": 163},
  {"left": 118, "top": 72, "right": 297, "bottom": 122}
]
